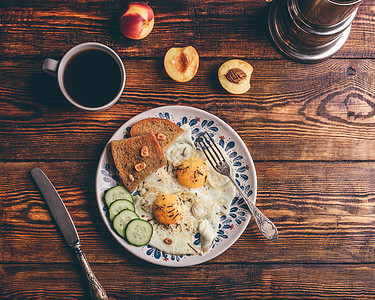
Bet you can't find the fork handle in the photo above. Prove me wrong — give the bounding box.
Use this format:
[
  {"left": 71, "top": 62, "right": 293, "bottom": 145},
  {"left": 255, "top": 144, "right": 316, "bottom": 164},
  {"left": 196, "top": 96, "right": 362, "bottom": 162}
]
[{"left": 228, "top": 177, "right": 278, "bottom": 242}]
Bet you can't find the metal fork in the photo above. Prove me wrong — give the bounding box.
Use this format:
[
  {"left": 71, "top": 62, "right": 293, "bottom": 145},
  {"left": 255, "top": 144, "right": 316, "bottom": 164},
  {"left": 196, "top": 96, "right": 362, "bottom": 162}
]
[{"left": 196, "top": 132, "right": 278, "bottom": 242}]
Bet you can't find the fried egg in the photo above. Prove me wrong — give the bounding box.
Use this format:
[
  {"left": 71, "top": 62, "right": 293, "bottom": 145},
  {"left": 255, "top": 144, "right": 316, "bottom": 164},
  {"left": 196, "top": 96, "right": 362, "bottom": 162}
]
[{"left": 133, "top": 124, "right": 235, "bottom": 255}]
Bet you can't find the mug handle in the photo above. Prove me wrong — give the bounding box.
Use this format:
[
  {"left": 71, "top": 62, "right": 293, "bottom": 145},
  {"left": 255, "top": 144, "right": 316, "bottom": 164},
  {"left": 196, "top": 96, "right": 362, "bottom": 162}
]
[{"left": 42, "top": 58, "right": 59, "bottom": 77}]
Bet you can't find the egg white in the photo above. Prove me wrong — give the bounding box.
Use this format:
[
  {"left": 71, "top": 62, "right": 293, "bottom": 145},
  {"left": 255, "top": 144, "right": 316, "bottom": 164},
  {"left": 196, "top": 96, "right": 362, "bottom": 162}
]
[{"left": 133, "top": 124, "right": 236, "bottom": 255}]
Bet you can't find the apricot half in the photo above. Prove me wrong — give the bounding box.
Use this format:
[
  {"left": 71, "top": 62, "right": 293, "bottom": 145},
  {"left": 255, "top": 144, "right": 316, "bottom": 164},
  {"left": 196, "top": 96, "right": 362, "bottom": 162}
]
[
  {"left": 218, "top": 59, "right": 253, "bottom": 94},
  {"left": 164, "top": 46, "right": 199, "bottom": 82}
]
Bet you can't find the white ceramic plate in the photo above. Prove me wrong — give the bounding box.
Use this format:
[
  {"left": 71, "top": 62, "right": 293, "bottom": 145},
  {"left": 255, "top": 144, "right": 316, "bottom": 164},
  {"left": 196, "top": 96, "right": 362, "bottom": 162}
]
[{"left": 95, "top": 105, "right": 257, "bottom": 267}]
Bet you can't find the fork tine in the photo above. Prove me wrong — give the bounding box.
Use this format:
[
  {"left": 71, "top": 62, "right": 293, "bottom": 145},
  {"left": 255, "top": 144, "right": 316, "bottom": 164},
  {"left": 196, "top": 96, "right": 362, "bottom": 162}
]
[
  {"left": 201, "top": 135, "right": 219, "bottom": 164},
  {"left": 202, "top": 133, "right": 222, "bottom": 164},
  {"left": 197, "top": 135, "right": 221, "bottom": 171},
  {"left": 197, "top": 136, "right": 218, "bottom": 169},
  {"left": 205, "top": 133, "right": 225, "bottom": 162}
]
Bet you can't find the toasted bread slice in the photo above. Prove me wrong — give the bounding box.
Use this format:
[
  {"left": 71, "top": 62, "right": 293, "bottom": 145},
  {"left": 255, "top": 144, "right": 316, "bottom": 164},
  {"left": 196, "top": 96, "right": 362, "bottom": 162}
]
[
  {"left": 130, "top": 117, "right": 184, "bottom": 152},
  {"left": 110, "top": 132, "right": 165, "bottom": 192}
]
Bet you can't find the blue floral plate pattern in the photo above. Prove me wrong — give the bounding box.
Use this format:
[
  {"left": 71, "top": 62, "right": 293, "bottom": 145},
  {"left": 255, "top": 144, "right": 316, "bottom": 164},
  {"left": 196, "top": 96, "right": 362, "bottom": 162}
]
[{"left": 95, "top": 105, "right": 257, "bottom": 267}]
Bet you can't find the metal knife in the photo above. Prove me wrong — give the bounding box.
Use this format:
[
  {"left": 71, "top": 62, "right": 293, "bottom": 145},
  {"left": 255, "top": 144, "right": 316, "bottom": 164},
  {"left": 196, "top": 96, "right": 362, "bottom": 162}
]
[{"left": 31, "top": 167, "right": 108, "bottom": 300}]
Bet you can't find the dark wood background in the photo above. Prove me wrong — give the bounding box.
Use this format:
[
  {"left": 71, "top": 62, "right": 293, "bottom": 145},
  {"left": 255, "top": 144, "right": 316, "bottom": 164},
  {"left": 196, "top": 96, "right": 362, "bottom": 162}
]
[{"left": 1, "top": 0, "right": 375, "bottom": 298}]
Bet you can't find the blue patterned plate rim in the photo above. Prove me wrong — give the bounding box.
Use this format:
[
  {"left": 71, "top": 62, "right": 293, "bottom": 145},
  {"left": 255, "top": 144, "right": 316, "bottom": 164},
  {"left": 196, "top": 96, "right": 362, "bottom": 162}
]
[{"left": 95, "top": 105, "right": 257, "bottom": 267}]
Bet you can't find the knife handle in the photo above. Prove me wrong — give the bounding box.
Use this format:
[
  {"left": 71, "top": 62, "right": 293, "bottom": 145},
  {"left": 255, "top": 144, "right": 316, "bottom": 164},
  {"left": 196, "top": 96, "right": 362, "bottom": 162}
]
[{"left": 73, "top": 244, "right": 108, "bottom": 300}]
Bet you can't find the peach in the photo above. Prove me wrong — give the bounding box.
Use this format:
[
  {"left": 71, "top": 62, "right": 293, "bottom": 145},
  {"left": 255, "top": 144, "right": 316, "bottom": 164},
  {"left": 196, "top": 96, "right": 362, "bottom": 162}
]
[
  {"left": 119, "top": 3, "right": 154, "bottom": 40},
  {"left": 164, "top": 46, "right": 199, "bottom": 82},
  {"left": 218, "top": 59, "right": 253, "bottom": 94}
]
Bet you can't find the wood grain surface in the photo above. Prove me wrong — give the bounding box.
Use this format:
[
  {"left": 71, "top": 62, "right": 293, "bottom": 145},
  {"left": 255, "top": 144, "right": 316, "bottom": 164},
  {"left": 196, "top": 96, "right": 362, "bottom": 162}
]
[
  {"left": 1, "top": 1, "right": 374, "bottom": 59},
  {"left": 2, "top": 264, "right": 375, "bottom": 299},
  {"left": 2, "top": 161, "right": 375, "bottom": 264},
  {"left": 1, "top": 0, "right": 375, "bottom": 299},
  {"left": 2, "top": 58, "right": 375, "bottom": 161}
]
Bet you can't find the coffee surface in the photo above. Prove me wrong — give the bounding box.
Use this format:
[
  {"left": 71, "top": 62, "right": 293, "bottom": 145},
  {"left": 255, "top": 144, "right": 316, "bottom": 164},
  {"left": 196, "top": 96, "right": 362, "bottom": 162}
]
[{"left": 63, "top": 49, "right": 122, "bottom": 108}]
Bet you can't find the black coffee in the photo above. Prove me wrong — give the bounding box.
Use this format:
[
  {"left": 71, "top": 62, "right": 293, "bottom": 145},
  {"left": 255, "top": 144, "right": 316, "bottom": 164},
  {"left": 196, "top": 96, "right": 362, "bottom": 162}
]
[{"left": 63, "top": 49, "right": 122, "bottom": 108}]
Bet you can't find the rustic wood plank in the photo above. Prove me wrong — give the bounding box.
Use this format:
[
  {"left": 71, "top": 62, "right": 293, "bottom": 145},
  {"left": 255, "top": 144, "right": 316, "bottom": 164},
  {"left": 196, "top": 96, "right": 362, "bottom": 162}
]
[
  {"left": 2, "top": 161, "right": 375, "bottom": 264},
  {"left": 1, "top": 263, "right": 374, "bottom": 299},
  {"left": 2, "top": 0, "right": 374, "bottom": 298},
  {"left": 1, "top": 59, "right": 375, "bottom": 161},
  {"left": 0, "top": 0, "right": 373, "bottom": 59}
]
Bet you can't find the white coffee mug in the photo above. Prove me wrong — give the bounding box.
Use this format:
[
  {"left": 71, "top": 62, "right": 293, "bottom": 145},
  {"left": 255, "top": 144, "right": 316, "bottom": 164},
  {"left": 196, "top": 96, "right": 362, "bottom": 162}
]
[{"left": 42, "top": 42, "right": 126, "bottom": 111}]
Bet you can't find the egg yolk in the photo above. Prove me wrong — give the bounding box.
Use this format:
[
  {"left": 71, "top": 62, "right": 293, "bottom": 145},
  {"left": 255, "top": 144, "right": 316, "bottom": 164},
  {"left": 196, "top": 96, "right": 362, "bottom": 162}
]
[
  {"left": 153, "top": 194, "right": 182, "bottom": 225},
  {"left": 176, "top": 157, "right": 208, "bottom": 188}
]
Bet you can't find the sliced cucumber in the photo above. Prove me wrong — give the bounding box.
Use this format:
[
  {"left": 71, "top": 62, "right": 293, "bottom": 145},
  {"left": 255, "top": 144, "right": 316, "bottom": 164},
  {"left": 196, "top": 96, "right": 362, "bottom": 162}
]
[
  {"left": 112, "top": 209, "right": 139, "bottom": 238},
  {"left": 125, "top": 219, "right": 153, "bottom": 246},
  {"left": 104, "top": 186, "right": 133, "bottom": 207},
  {"left": 109, "top": 199, "right": 135, "bottom": 221}
]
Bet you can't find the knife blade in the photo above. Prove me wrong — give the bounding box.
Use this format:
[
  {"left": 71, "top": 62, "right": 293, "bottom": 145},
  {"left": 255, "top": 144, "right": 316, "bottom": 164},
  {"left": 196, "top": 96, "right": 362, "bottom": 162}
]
[
  {"left": 31, "top": 167, "right": 79, "bottom": 247},
  {"left": 31, "top": 167, "right": 108, "bottom": 300}
]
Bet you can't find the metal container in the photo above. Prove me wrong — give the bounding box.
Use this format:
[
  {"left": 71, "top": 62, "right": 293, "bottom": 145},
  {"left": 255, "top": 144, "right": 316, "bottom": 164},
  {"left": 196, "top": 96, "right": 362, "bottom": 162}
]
[{"left": 268, "top": 0, "right": 362, "bottom": 63}]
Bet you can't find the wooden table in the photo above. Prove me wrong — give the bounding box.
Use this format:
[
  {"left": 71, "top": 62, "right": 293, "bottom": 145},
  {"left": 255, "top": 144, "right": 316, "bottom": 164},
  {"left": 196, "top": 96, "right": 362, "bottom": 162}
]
[{"left": 1, "top": 0, "right": 375, "bottom": 298}]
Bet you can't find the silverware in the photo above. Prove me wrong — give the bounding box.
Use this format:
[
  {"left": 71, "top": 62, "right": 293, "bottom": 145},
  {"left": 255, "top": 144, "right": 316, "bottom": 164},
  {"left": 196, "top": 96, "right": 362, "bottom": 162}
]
[
  {"left": 31, "top": 168, "right": 108, "bottom": 300},
  {"left": 196, "top": 133, "right": 278, "bottom": 242}
]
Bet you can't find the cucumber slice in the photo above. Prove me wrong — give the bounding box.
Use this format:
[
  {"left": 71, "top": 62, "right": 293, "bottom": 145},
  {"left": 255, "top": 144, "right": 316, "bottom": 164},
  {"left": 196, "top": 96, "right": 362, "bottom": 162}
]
[
  {"left": 104, "top": 186, "right": 133, "bottom": 207},
  {"left": 125, "top": 219, "right": 153, "bottom": 246},
  {"left": 109, "top": 199, "right": 135, "bottom": 221},
  {"left": 112, "top": 209, "right": 139, "bottom": 238}
]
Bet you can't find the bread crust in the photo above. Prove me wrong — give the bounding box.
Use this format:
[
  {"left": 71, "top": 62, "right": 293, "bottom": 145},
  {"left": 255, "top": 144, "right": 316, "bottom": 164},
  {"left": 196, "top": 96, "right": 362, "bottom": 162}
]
[
  {"left": 130, "top": 117, "right": 184, "bottom": 152},
  {"left": 110, "top": 132, "right": 165, "bottom": 192}
]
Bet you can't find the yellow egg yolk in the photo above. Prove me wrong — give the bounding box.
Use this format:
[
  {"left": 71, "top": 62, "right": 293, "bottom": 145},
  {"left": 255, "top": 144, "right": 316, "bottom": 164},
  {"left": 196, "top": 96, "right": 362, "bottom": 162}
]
[
  {"left": 176, "top": 157, "right": 208, "bottom": 188},
  {"left": 153, "top": 194, "right": 182, "bottom": 225}
]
